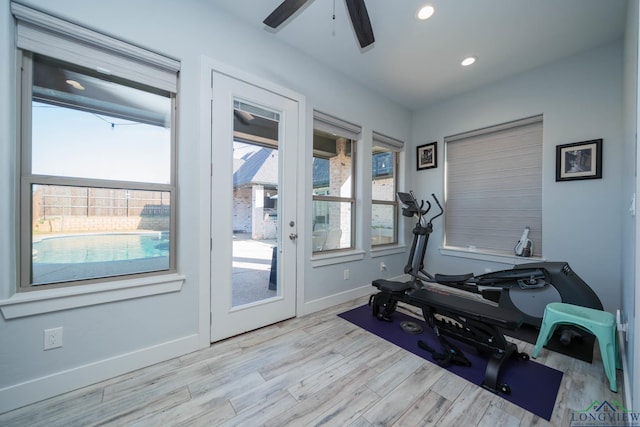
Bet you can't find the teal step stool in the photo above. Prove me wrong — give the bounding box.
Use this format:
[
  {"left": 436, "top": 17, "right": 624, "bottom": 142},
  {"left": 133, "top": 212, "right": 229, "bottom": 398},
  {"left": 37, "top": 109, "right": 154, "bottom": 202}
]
[{"left": 532, "top": 302, "right": 619, "bottom": 392}]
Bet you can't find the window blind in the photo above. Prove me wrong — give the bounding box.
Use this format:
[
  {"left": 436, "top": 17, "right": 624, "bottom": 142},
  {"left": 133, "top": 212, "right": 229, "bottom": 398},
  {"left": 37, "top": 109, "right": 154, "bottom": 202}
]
[
  {"left": 313, "top": 111, "right": 361, "bottom": 140},
  {"left": 444, "top": 116, "right": 543, "bottom": 255},
  {"left": 373, "top": 131, "right": 404, "bottom": 151},
  {"left": 12, "top": 2, "right": 180, "bottom": 92}
]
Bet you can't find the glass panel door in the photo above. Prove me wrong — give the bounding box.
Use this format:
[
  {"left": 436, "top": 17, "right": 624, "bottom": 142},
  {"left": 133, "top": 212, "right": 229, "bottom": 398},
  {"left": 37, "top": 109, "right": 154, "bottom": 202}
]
[{"left": 210, "top": 70, "right": 299, "bottom": 342}]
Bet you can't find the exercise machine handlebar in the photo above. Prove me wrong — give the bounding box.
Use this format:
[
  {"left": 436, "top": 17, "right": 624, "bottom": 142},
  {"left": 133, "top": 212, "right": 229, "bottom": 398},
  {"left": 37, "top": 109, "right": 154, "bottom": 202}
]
[
  {"left": 428, "top": 193, "right": 443, "bottom": 225},
  {"left": 398, "top": 191, "right": 444, "bottom": 226}
]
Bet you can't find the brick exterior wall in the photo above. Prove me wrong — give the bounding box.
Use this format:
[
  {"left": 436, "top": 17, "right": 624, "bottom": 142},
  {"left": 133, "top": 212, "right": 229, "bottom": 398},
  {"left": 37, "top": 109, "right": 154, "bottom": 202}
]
[
  {"left": 233, "top": 188, "right": 253, "bottom": 233},
  {"left": 233, "top": 186, "right": 277, "bottom": 239},
  {"left": 326, "top": 138, "right": 353, "bottom": 248}
]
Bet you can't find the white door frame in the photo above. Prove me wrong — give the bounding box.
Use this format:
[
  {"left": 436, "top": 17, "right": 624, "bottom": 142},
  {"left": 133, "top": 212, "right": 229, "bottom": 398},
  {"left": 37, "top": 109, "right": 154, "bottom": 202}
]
[{"left": 197, "top": 57, "right": 306, "bottom": 345}]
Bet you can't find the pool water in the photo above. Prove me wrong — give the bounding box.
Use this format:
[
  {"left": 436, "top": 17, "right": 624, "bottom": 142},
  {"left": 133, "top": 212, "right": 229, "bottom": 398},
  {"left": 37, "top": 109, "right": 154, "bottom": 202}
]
[{"left": 33, "top": 233, "right": 170, "bottom": 264}]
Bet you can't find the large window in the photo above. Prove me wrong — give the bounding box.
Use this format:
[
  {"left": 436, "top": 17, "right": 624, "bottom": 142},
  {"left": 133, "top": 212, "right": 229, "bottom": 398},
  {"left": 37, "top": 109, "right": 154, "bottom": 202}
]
[
  {"left": 371, "top": 132, "right": 403, "bottom": 246},
  {"left": 312, "top": 112, "right": 360, "bottom": 253},
  {"left": 14, "top": 3, "right": 179, "bottom": 289},
  {"left": 444, "top": 116, "right": 543, "bottom": 256}
]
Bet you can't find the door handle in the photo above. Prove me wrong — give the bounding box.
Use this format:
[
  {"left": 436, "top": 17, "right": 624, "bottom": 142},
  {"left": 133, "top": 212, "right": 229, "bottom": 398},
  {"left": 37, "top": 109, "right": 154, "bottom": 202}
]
[{"left": 289, "top": 233, "right": 298, "bottom": 240}]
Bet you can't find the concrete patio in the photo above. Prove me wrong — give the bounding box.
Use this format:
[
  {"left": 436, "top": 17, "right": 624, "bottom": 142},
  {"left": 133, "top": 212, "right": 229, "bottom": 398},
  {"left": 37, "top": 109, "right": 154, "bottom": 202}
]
[{"left": 232, "top": 233, "right": 277, "bottom": 306}]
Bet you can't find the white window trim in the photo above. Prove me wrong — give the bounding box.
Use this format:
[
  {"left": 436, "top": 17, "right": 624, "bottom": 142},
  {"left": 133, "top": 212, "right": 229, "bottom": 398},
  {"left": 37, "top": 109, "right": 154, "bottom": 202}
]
[
  {"left": 313, "top": 111, "right": 361, "bottom": 141},
  {"left": 0, "top": 273, "right": 185, "bottom": 319},
  {"left": 439, "top": 246, "right": 546, "bottom": 264},
  {"left": 372, "top": 131, "right": 404, "bottom": 151},
  {"left": 371, "top": 245, "right": 407, "bottom": 258},
  {"left": 310, "top": 249, "right": 366, "bottom": 267}
]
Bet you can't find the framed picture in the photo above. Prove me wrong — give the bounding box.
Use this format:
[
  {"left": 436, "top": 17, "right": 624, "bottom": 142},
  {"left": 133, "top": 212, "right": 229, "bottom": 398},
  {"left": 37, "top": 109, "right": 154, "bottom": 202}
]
[
  {"left": 555, "top": 139, "right": 602, "bottom": 181},
  {"left": 417, "top": 142, "right": 437, "bottom": 170}
]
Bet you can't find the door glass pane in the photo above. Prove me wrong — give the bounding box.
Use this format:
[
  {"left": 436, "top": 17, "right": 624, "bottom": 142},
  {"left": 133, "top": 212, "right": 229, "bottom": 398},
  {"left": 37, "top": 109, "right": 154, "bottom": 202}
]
[{"left": 232, "top": 101, "right": 280, "bottom": 307}]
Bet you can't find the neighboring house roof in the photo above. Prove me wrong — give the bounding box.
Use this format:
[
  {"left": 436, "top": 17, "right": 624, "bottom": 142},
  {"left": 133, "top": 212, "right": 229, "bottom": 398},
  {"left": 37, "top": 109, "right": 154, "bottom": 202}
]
[
  {"left": 234, "top": 147, "right": 392, "bottom": 188},
  {"left": 313, "top": 158, "right": 329, "bottom": 188},
  {"left": 373, "top": 151, "right": 393, "bottom": 178},
  {"left": 233, "top": 147, "right": 278, "bottom": 187}
]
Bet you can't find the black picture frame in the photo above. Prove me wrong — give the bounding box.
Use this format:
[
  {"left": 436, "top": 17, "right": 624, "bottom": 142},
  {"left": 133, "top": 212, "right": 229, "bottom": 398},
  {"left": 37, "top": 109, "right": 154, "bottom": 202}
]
[
  {"left": 417, "top": 142, "right": 437, "bottom": 170},
  {"left": 555, "top": 139, "right": 603, "bottom": 182}
]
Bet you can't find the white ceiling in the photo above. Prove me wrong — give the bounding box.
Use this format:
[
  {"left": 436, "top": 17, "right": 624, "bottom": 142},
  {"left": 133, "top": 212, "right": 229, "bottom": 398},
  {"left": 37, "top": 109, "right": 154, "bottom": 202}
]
[{"left": 211, "top": 0, "right": 627, "bottom": 111}]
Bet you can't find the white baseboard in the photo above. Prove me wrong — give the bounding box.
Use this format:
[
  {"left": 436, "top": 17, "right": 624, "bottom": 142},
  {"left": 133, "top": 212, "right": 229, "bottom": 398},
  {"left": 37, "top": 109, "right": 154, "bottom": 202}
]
[
  {"left": 300, "top": 284, "right": 373, "bottom": 316},
  {"left": 0, "top": 334, "right": 200, "bottom": 414}
]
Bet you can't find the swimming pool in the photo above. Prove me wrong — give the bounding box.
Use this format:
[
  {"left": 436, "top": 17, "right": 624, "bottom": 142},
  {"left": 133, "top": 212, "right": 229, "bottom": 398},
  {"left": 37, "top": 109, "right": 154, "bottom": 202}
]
[
  {"left": 33, "top": 233, "right": 169, "bottom": 263},
  {"left": 31, "top": 233, "right": 170, "bottom": 285}
]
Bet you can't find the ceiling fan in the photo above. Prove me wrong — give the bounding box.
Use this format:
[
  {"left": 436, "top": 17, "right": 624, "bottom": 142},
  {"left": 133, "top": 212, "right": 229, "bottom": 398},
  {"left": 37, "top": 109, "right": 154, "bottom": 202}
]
[{"left": 263, "top": 0, "right": 375, "bottom": 48}]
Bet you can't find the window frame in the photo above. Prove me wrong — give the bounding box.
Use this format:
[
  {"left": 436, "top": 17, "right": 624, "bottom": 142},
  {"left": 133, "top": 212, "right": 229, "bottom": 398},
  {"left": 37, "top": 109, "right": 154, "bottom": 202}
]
[
  {"left": 311, "top": 111, "right": 361, "bottom": 254},
  {"left": 312, "top": 138, "right": 357, "bottom": 252},
  {"left": 371, "top": 145, "right": 400, "bottom": 247},
  {"left": 14, "top": 4, "right": 179, "bottom": 291}
]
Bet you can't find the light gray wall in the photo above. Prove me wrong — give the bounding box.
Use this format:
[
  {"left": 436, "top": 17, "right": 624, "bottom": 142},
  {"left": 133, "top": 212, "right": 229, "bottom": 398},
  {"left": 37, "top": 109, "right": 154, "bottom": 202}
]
[
  {"left": 0, "top": 0, "right": 410, "bottom": 412},
  {"left": 410, "top": 41, "right": 624, "bottom": 314}
]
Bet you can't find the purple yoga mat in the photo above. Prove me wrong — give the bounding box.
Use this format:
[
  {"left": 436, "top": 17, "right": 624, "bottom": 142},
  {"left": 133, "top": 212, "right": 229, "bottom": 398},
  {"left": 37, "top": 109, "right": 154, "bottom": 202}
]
[{"left": 338, "top": 304, "right": 563, "bottom": 421}]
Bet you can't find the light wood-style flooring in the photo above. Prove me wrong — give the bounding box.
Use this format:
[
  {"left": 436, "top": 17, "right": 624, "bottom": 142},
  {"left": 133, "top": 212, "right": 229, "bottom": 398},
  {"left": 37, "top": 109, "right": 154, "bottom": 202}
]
[{"left": 0, "top": 296, "right": 624, "bottom": 426}]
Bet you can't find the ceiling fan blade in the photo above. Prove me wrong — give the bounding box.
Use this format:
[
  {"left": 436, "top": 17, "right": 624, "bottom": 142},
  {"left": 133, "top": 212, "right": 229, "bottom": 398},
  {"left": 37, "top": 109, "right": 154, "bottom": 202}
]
[
  {"left": 263, "top": 0, "right": 311, "bottom": 28},
  {"left": 345, "top": 0, "right": 375, "bottom": 48}
]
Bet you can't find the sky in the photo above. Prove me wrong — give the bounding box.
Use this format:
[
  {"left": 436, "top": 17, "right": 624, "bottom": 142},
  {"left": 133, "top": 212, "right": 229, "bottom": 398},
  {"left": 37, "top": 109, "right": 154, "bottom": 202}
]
[{"left": 32, "top": 102, "right": 171, "bottom": 185}]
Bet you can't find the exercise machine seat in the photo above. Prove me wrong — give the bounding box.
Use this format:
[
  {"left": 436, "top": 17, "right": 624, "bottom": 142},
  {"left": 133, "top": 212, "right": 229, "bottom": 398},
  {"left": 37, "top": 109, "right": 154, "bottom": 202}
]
[
  {"left": 372, "top": 279, "right": 412, "bottom": 294},
  {"left": 532, "top": 302, "right": 619, "bottom": 392}
]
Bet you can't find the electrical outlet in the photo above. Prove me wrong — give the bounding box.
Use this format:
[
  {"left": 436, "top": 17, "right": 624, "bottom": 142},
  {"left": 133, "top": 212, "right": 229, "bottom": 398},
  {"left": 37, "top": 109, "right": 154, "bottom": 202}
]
[
  {"left": 343, "top": 269, "right": 350, "bottom": 280},
  {"left": 44, "top": 327, "right": 63, "bottom": 350},
  {"left": 379, "top": 262, "right": 387, "bottom": 272}
]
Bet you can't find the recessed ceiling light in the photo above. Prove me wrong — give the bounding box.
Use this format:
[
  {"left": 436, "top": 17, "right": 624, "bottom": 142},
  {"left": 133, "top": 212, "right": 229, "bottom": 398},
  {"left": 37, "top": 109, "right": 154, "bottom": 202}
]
[
  {"left": 65, "top": 79, "right": 85, "bottom": 90},
  {"left": 461, "top": 56, "right": 477, "bottom": 67},
  {"left": 417, "top": 5, "right": 435, "bottom": 20}
]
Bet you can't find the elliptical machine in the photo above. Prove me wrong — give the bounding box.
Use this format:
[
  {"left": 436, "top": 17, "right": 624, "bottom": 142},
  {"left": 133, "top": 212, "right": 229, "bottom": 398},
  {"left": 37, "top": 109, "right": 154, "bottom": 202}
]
[
  {"left": 369, "top": 191, "right": 604, "bottom": 394},
  {"left": 395, "top": 190, "right": 603, "bottom": 328}
]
